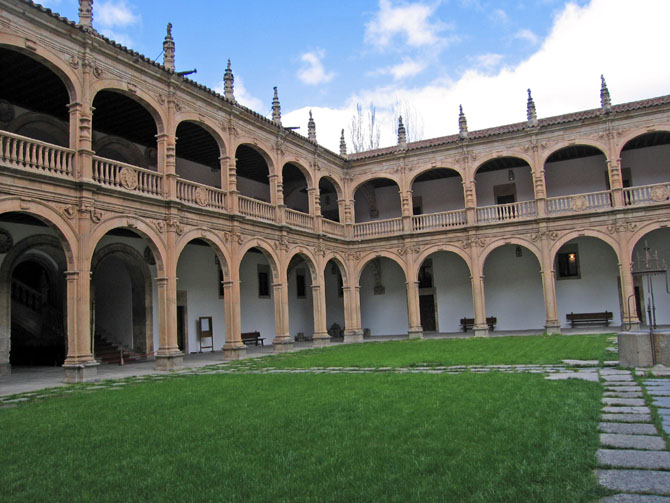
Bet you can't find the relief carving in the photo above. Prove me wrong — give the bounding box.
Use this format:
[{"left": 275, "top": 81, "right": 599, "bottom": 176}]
[
  {"left": 570, "top": 195, "right": 588, "bottom": 212},
  {"left": 119, "top": 166, "right": 138, "bottom": 190}
]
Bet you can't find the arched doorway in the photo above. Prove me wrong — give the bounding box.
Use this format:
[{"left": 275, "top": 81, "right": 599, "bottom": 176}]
[{"left": 359, "top": 256, "right": 408, "bottom": 337}]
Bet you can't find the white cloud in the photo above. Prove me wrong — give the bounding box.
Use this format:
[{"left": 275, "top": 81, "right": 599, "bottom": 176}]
[
  {"left": 365, "top": 0, "right": 448, "bottom": 49},
  {"left": 214, "top": 75, "right": 265, "bottom": 113},
  {"left": 96, "top": 1, "right": 139, "bottom": 28},
  {"left": 473, "top": 53, "right": 504, "bottom": 72},
  {"left": 491, "top": 8, "right": 509, "bottom": 24},
  {"left": 287, "top": 0, "right": 670, "bottom": 153},
  {"left": 374, "top": 57, "right": 428, "bottom": 80},
  {"left": 514, "top": 29, "right": 540, "bottom": 46},
  {"left": 99, "top": 29, "right": 134, "bottom": 47},
  {"left": 297, "top": 49, "right": 335, "bottom": 86}
]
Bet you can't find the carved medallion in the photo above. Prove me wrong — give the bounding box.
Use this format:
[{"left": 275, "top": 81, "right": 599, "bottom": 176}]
[
  {"left": 570, "top": 195, "right": 588, "bottom": 212},
  {"left": 650, "top": 186, "right": 669, "bottom": 202},
  {"left": 0, "top": 228, "right": 12, "bottom": 253},
  {"left": 119, "top": 166, "right": 138, "bottom": 190},
  {"left": 195, "top": 187, "right": 209, "bottom": 206}
]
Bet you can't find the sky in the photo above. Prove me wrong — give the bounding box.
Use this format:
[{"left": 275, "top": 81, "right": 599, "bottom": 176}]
[{"left": 38, "top": 0, "right": 670, "bottom": 153}]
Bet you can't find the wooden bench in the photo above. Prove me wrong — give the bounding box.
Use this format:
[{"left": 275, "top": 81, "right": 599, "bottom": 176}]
[
  {"left": 460, "top": 317, "right": 497, "bottom": 332},
  {"left": 241, "top": 331, "right": 266, "bottom": 346},
  {"left": 566, "top": 311, "right": 612, "bottom": 328}
]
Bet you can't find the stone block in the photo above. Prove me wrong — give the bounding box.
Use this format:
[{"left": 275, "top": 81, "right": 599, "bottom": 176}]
[
  {"left": 602, "top": 406, "right": 651, "bottom": 414},
  {"left": 601, "top": 413, "right": 652, "bottom": 422},
  {"left": 155, "top": 353, "right": 184, "bottom": 371},
  {"left": 600, "top": 433, "right": 666, "bottom": 450},
  {"left": 599, "top": 422, "right": 658, "bottom": 435},
  {"left": 597, "top": 469, "right": 670, "bottom": 495},
  {"left": 598, "top": 449, "right": 670, "bottom": 470},
  {"left": 600, "top": 494, "right": 670, "bottom": 502},
  {"left": 63, "top": 361, "right": 99, "bottom": 383},
  {"left": 619, "top": 331, "right": 655, "bottom": 368},
  {"left": 602, "top": 398, "right": 646, "bottom": 406}
]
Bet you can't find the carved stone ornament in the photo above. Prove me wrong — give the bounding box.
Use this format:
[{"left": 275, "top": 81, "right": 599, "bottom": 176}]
[
  {"left": 143, "top": 246, "right": 156, "bottom": 265},
  {"left": 0, "top": 100, "right": 15, "bottom": 123},
  {"left": 650, "top": 186, "right": 670, "bottom": 202},
  {"left": 195, "top": 187, "right": 209, "bottom": 207},
  {"left": 607, "top": 222, "right": 638, "bottom": 234},
  {"left": 78, "top": 201, "right": 102, "bottom": 223},
  {"left": 153, "top": 219, "right": 166, "bottom": 233},
  {"left": 570, "top": 195, "right": 588, "bottom": 212},
  {"left": 530, "top": 231, "right": 558, "bottom": 242},
  {"left": 0, "top": 228, "right": 13, "bottom": 253},
  {"left": 62, "top": 205, "right": 76, "bottom": 219},
  {"left": 166, "top": 216, "right": 184, "bottom": 235},
  {"left": 119, "top": 166, "right": 138, "bottom": 190}
]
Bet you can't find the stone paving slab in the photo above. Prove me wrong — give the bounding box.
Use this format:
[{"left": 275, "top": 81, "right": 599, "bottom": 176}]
[
  {"left": 603, "top": 376, "right": 635, "bottom": 382},
  {"left": 600, "top": 494, "right": 670, "bottom": 503},
  {"left": 604, "top": 391, "right": 644, "bottom": 398},
  {"left": 605, "top": 386, "right": 644, "bottom": 392},
  {"left": 598, "top": 449, "right": 670, "bottom": 470},
  {"left": 562, "top": 359, "right": 599, "bottom": 367},
  {"left": 603, "top": 398, "right": 647, "bottom": 406},
  {"left": 654, "top": 398, "right": 670, "bottom": 408},
  {"left": 600, "top": 433, "right": 666, "bottom": 450},
  {"left": 603, "top": 406, "right": 652, "bottom": 414},
  {"left": 649, "top": 390, "right": 670, "bottom": 397},
  {"left": 597, "top": 470, "right": 670, "bottom": 495},
  {"left": 599, "top": 422, "right": 659, "bottom": 435},
  {"left": 545, "top": 372, "right": 599, "bottom": 382},
  {"left": 602, "top": 369, "right": 637, "bottom": 375}
]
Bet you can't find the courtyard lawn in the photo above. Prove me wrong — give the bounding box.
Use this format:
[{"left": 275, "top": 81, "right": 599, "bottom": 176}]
[
  {"left": 0, "top": 372, "right": 607, "bottom": 503},
  {"left": 236, "top": 333, "right": 613, "bottom": 370}
]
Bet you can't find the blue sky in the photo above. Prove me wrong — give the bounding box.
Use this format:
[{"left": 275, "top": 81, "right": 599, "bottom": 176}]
[{"left": 38, "top": 1, "right": 670, "bottom": 151}]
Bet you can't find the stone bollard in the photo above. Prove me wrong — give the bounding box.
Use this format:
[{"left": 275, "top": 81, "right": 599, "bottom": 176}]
[{"left": 618, "top": 330, "right": 670, "bottom": 368}]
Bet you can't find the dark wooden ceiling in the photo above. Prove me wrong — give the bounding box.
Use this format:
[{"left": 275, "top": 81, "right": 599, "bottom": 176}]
[
  {"left": 92, "top": 90, "right": 157, "bottom": 148},
  {"left": 545, "top": 145, "right": 604, "bottom": 164},
  {"left": 414, "top": 168, "right": 460, "bottom": 183},
  {"left": 477, "top": 156, "right": 530, "bottom": 174},
  {"left": 176, "top": 121, "right": 219, "bottom": 169},
  {"left": 0, "top": 48, "right": 69, "bottom": 121},
  {"left": 622, "top": 132, "right": 670, "bottom": 151}
]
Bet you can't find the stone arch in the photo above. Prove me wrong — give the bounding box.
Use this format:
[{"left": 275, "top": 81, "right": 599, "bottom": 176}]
[
  {"left": 93, "top": 135, "right": 146, "bottom": 168},
  {"left": 323, "top": 251, "right": 349, "bottom": 286},
  {"left": 617, "top": 127, "right": 670, "bottom": 156},
  {"left": 629, "top": 222, "right": 670, "bottom": 262},
  {"left": 409, "top": 165, "right": 463, "bottom": 187},
  {"left": 480, "top": 238, "right": 542, "bottom": 273},
  {"left": 351, "top": 175, "right": 402, "bottom": 197},
  {"left": 233, "top": 140, "right": 276, "bottom": 177},
  {"left": 238, "top": 237, "right": 281, "bottom": 280},
  {"left": 355, "top": 251, "right": 408, "bottom": 284},
  {"left": 540, "top": 141, "right": 609, "bottom": 166},
  {"left": 283, "top": 160, "right": 315, "bottom": 191},
  {"left": 285, "top": 247, "right": 319, "bottom": 280},
  {"left": 91, "top": 243, "right": 153, "bottom": 355},
  {"left": 0, "top": 38, "right": 80, "bottom": 103},
  {"left": 175, "top": 228, "right": 232, "bottom": 280},
  {"left": 549, "top": 229, "right": 622, "bottom": 266},
  {"left": 317, "top": 175, "right": 344, "bottom": 200},
  {"left": 0, "top": 198, "right": 77, "bottom": 269},
  {"left": 7, "top": 112, "right": 69, "bottom": 147},
  {"left": 415, "top": 245, "right": 473, "bottom": 278},
  {"left": 89, "top": 82, "right": 167, "bottom": 136},
  {"left": 473, "top": 152, "right": 534, "bottom": 177},
  {"left": 174, "top": 114, "right": 228, "bottom": 157},
  {"left": 87, "top": 216, "right": 167, "bottom": 276}
]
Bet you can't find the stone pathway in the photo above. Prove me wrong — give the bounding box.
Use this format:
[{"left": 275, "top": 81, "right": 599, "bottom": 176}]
[{"left": 597, "top": 369, "right": 670, "bottom": 502}]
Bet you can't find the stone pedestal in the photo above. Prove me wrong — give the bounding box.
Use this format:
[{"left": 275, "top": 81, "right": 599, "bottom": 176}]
[
  {"left": 619, "top": 331, "right": 670, "bottom": 368},
  {"left": 312, "top": 332, "right": 331, "bottom": 347},
  {"left": 408, "top": 329, "right": 423, "bottom": 340},
  {"left": 223, "top": 344, "right": 247, "bottom": 360},
  {"left": 155, "top": 353, "right": 184, "bottom": 371},
  {"left": 273, "top": 340, "right": 294, "bottom": 353},
  {"left": 473, "top": 326, "right": 489, "bottom": 337},
  {"left": 343, "top": 330, "right": 364, "bottom": 343},
  {"left": 545, "top": 321, "right": 562, "bottom": 335},
  {"left": 63, "top": 361, "right": 99, "bottom": 383}
]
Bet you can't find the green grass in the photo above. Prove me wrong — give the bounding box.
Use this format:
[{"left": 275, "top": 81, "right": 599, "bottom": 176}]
[
  {"left": 0, "top": 372, "right": 606, "bottom": 502},
  {"left": 236, "top": 334, "right": 612, "bottom": 369}
]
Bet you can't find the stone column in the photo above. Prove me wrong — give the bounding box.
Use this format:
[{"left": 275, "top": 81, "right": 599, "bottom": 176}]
[
  {"left": 154, "top": 274, "right": 183, "bottom": 370},
  {"left": 471, "top": 273, "right": 489, "bottom": 337},
  {"left": 222, "top": 278, "right": 246, "bottom": 360},
  {"left": 62, "top": 270, "right": 99, "bottom": 382},
  {"left": 464, "top": 180, "right": 477, "bottom": 226},
  {"left": 272, "top": 281, "right": 293, "bottom": 352},
  {"left": 608, "top": 157, "right": 625, "bottom": 208},
  {"left": 311, "top": 280, "right": 330, "bottom": 346},
  {"left": 619, "top": 261, "right": 641, "bottom": 329},
  {"left": 343, "top": 284, "right": 363, "bottom": 342},
  {"left": 309, "top": 187, "right": 322, "bottom": 233},
  {"left": 68, "top": 102, "right": 93, "bottom": 182},
  {"left": 401, "top": 190, "right": 413, "bottom": 232},
  {"left": 534, "top": 172, "right": 547, "bottom": 218},
  {"left": 406, "top": 280, "right": 423, "bottom": 339},
  {"left": 540, "top": 258, "right": 561, "bottom": 334}
]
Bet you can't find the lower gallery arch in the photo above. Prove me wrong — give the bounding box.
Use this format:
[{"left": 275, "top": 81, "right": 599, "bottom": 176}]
[
  {"left": 630, "top": 228, "right": 670, "bottom": 327},
  {"left": 287, "top": 254, "right": 314, "bottom": 341},
  {"left": 483, "top": 244, "right": 545, "bottom": 331},
  {"left": 417, "top": 251, "right": 473, "bottom": 333},
  {"left": 175, "top": 239, "right": 228, "bottom": 353},
  {"left": 239, "top": 247, "right": 276, "bottom": 344},
  {"left": 0, "top": 213, "right": 71, "bottom": 374},
  {"left": 359, "top": 256, "right": 408, "bottom": 337},
  {"left": 324, "top": 258, "right": 346, "bottom": 338},
  {"left": 554, "top": 237, "right": 622, "bottom": 329},
  {"left": 91, "top": 228, "right": 159, "bottom": 362}
]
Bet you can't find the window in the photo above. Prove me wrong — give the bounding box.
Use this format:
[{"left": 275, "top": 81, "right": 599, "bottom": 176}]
[
  {"left": 296, "top": 269, "right": 306, "bottom": 299},
  {"left": 556, "top": 245, "right": 580, "bottom": 279},
  {"left": 257, "top": 264, "right": 270, "bottom": 298},
  {"left": 418, "top": 259, "right": 433, "bottom": 289}
]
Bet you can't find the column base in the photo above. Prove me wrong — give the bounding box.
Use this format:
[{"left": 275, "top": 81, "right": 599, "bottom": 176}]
[
  {"left": 343, "top": 330, "right": 364, "bottom": 343},
  {"left": 155, "top": 352, "right": 184, "bottom": 371},
  {"left": 545, "top": 321, "right": 562, "bottom": 335},
  {"left": 63, "top": 360, "right": 99, "bottom": 383},
  {"left": 408, "top": 328, "right": 423, "bottom": 340},
  {"left": 473, "top": 325, "right": 489, "bottom": 337},
  {"left": 0, "top": 362, "right": 9, "bottom": 376},
  {"left": 273, "top": 339, "right": 294, "bottom": 353},
  {"left": 223, "top": 343, "right": 247, "bottom": 361},
  {"left": 626, "top": 321, "right": 642, "bottom": 331},
  {"left": 312, "top": 332, "right": 331, "bottom": 347}
]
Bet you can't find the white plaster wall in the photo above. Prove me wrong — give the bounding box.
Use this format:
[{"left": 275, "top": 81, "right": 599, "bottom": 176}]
[
  {"left": 631, "top": 229, "right": 670, "bottom": 326},
  {"left": 177, "top": 244, "right": 226, "bottom": 352},
  {"left": 621, "top": 145, "right": 670, "bottom": 186},
  {"left": 359, "top": 258, "right": 408, "bottom": 336},
  {"left": 287, "top": 265, "right": 314, "bottom": 338},
  {"left": 412, "top": 176, "right": 464, "bottom": 213},
  {"left": 239, "top": 251, "right": 276, "bottom": 341},
  {"left": 237, "top": 176, "right": 271, "bottom": 202},
  {"left": 176, "top": 157, "right": 221, "bottom": 188},
  {"left": 475, "top": 167, "right": 534, "bottom": 206},
  {"left": 555, "top": 238, "right": 622, "bottom": 327},
  {"left": 94, "top": 256, "right": 133, "bottom": 347},
  {"left": 324, "top": 263, "right": 345, "bottom": 332},
  {"left": 483, "top": 246, "right": 545, "bottom": 330},
  {"left": 430, "top": 252, "right": 473, "bottom": 333},
  {"left": 545, "top": 155, "right": 608, "bottom": 197},
  {"left": 354, "top": 185, "right": 402, "bottom": 222}
]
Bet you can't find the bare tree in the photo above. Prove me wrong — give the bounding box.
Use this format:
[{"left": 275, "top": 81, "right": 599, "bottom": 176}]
[
  {"left": 348, "top": 102, "right": 381, "bottom": 153},
  {"left": 392, "top": 99, "right": 424, "bottom": 143}
]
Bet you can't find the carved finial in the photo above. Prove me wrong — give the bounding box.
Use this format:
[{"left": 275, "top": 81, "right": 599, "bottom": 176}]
[
  {"left": 272, "top": 87, "right": 281, "bottom": 125},
  {"left": 458, "top": 104, "right": 468, "bottom": 139},
  {"left": 600, "top": 74, "right": 611, "bottom": 114},
  {"left": 397, "top": 115, "right": 407, "bottom": 149},
  {"left": 163, "top": 23, "right": 175, "bottom": 72},
  {"left": 78, "top": 0, "right": 94, "bottom": 29},
  {"left": 339, "top": 129, "right": 347, "bottom": 157},
  {"left": 224, "top": 59, "right": 235, "bottom": 102},
  {"left": 526, "top": 88, "right": 537, "bottom": 127},
  {"left": 307, "top": 110, "right": 316, "bottom": 142}
]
